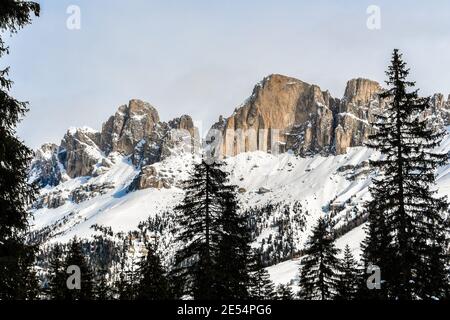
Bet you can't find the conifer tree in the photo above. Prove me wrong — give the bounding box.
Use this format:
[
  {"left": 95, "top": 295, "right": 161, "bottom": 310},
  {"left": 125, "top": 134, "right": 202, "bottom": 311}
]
[
  {"left": 93, "top": 268, "right": 111, "bottom": 300},
  {"left": 114, "top": 248, "right": 135, "bottom": 300},
  {"left": 215, "top": 186, "right": 252, "bottom": 299},
  {"left": 248, "top": 253, "right": 275, "bottom": 300},
  {"left": 173, "top": 159, "right": 246, "bottom": 299},
  {"left": 276, "top": 284, "right": 294, "bottom": 300},
  {"left": 0, "top": 0, "right": 40, "bottom": 300},
  {"left": 62, "top": 238, "right": 94, "bottom": 300},
  {"left": 298, "top": 218, "right": 340, "bottom": 300},
  {"left": 137, "top": 244, "right": 171, "bottom": 300},
  {"left": 115, "top": 269, "right": 131, "bottom": 300},
  {"left": 336, "top": 245, "right": 358, "bottom": 300},
  {"left": 359, "top": 210, "right": 391, "bottom": 299},
  {"left": 46, "top": 244, "right": 66, "bottom": 300},
  {"left": 364, "top": 49, "right": 449, "bottom": 300}
]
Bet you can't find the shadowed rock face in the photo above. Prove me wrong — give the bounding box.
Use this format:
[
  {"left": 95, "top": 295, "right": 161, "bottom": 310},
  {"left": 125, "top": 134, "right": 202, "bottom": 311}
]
[
  {"left": 59, "top": 127, "right": 103, "bottom": 178},
  {"left": 100, "top": 99, "right": 160, "bottom": 156},
  {"left": 29, "top": 143, "right": 65, "bottom": 187},
  {"left": 334, "top": 78, "right": 382, "bottom": 154}
]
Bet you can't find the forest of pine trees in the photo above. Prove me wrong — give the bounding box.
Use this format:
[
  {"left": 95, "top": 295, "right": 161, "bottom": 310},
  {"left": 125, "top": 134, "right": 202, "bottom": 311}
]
[
  {"left": 36, "top": 159, "right": 277, "bottom": 300},
  {"left": 0, "top": 0, "right": 449, "bottom": 302}
]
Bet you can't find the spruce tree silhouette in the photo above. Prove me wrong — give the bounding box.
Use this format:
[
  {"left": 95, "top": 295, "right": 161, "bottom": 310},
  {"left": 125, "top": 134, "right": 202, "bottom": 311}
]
[
  {"left": 0, "top": 0, "right": 40, "bottom": 300},
  {"left": 137, "top": 243, "right": 171, "bottom": 300},
  {"left": 173, "top": 158, "right": 252, "bottom": 299},
  {"left": 336, "top": 245, "right": 358, "bottom": 300},
  {"left": 215, "top": 183, "right": 252, "bottom": 299},
  {"left": 298, "top": 218, "right": 340, "bottom": 300},
  {"left": 248, "top": 254, "right": 275, "bottom": 300},
  {"left": 363, "top": 49, "right": 449, "bottom": 299},
  {"left": 46, "top": 244, "right": 66, "bottom": 300},
  {"left": 62, "top": 238, "right": 94, "bottom": 300}
]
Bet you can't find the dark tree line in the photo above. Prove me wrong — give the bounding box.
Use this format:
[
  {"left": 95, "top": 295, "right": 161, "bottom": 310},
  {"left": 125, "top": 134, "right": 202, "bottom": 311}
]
[{"left": 39, "top": 160, "right": 279, "bottom": 300}]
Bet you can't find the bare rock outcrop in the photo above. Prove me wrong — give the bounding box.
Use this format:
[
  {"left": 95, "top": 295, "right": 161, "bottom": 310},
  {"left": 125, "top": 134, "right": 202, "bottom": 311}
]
[
  {"left": 161, "top": 115, "right": 199, "bottom": 159},
  {"left": 70, "top": 182, "right": 115, "bottom": 204},
  {"left": 29, "top": 75, "right": 449, "bottom": 194},
  {"left": 58, "top": 127, "right": 103, "bottom": 178},
  {"left": 429, "top": 93, "right": 450, "bottom": 126},
  {"left": 100, "top": 99, "right": 160, "bottom": 163},
  {"left": 135, "top": 165, "right": 172, "bottom": 189},
  {"left": 212, "top": 74, "right": 339, "bottom": 157},
  {"left": 334, "top": 78, "right": 382, "bottom": 154},
  {"left": 29, "top": 143, "right": 66, "bottom": 187},
  {"left": 212, "top": 75, "right": 399, "bottom": 156},
  {"left": 99, "top": 99, "right": 198, "bottom": 168}
]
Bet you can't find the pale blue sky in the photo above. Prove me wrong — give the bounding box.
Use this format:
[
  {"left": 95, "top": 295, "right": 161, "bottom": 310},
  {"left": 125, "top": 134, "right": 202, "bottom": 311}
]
[{"left": 3, "top": 0, "right": 450, "bottom": 148}]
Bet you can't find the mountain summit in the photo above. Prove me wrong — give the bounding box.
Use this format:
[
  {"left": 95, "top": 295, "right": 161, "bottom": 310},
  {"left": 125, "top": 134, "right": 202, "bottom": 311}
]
[{"left": 212, "top": 74, "right": 448, "bottom": 156}]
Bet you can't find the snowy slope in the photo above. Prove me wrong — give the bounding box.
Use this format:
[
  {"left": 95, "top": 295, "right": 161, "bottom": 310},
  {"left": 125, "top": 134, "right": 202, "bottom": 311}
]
[
  {"left": 29, "top": 128, "right": 450, "bottom": 285},
  {"left": 31, "top": 147, "right": 374, "bottom": 244},
  {"left": 265, "top": 127, "right": 450, "bottom": 287}
]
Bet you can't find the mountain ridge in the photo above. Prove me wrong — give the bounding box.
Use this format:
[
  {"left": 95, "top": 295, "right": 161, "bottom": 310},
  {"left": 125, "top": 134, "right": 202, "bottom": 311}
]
[
  {"left": 30, "top": 73, "right": 449, "bottom": 190},
  {"left": 27, "top": 73, "right": 450, "bottom": 286}
]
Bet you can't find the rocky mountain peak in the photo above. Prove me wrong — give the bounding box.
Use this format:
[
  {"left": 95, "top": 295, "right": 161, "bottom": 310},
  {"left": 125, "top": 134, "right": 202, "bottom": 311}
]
[
  {"left": 213, "top": 74, "right": 446, "bottom": 157},
  {"left": 211, "top": 74, "right": 336, "bottom": 157},
  {"left": 59, "top": 127, "right": 103, "bottom": 178},
  {"left": 29, "top": 143, "right": 66, "bottom": 187},
  {"left": 100, "top": 99, "right": 160, "bottom": 156},
  {"left": 343, "top": 78, "right": 381, "bottom": 105},
  {"left": 30, "top": 99, "right": 199, "bottom": 190},
  {"left": 128, "top": 99, "right": 160, "bottom": 122},
  {"left": 30, "top": 76, "right": 449, "bottom": 192}
]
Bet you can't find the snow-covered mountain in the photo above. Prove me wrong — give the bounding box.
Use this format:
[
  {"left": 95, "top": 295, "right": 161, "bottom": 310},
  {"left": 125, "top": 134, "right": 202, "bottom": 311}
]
[{"left": 28, "top": 74, "right": 450, "bottom": 286}]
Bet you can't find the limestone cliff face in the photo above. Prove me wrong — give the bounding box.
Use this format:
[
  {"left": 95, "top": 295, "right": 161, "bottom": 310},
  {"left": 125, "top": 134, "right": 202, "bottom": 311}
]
[
  {"left": 334, "top": 78, "right": 382, "bottom": 154},
  {"left": 59, "top": 127, "right": 103, "bottom": 178},
  {"left": 214, "top": 74, "right": 338, "bottom": 157},
  {"left": 342, "top": 78, "right": 381, "bottom": 107},
  {"left": 213, "top": 75, "right": 448, "bottom": 157},
  {"left": 212, "top": 74, "right": 373, "bottom": 157}
]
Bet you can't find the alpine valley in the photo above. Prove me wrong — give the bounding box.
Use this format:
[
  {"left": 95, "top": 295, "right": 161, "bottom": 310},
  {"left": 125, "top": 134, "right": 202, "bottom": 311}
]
[{"left": 28, "top": 74, "right": 450, "bottom": 289}]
